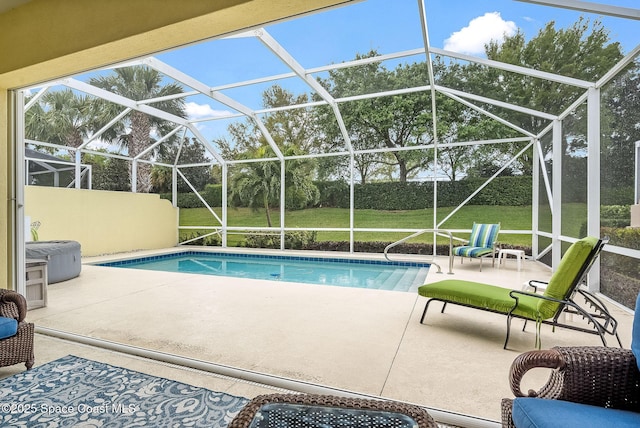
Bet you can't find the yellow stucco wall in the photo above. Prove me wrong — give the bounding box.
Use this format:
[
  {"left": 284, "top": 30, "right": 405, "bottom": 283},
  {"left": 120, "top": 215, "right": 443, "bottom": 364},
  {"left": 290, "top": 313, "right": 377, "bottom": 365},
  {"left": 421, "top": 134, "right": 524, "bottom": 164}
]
[
  {"left": 24, "top": 186, "right": 178, "bottom": 257},
  {"left": 0, "top": 0, "right": 353, "bottom": 288}
]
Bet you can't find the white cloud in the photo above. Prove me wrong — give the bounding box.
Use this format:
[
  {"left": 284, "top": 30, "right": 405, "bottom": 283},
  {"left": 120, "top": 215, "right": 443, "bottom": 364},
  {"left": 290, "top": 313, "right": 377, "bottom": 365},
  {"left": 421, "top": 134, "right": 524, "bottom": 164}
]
[
  {"left": 444, "top": 12, "right": 517, "bottom": 55},
  {"left": 185, "top": 102, "right": 231, "bottom": 120}
]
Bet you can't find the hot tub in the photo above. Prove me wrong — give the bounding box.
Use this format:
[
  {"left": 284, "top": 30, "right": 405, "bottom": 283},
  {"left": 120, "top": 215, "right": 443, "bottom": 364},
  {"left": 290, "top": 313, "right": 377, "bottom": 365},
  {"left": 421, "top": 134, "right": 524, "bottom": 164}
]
[{"left": 25, "top": 240, "right": 81, "bottom": 284}]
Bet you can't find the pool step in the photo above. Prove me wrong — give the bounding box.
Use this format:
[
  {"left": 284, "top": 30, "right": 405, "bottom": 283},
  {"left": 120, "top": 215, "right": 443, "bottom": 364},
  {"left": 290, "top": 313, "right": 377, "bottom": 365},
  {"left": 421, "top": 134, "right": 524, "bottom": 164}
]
[
  {"left": 378, "top": 270, "right": 403, "bottom": 290},
  {"left": 378, "top": 269, "right": 420, "bottom": 291},
  {"left": 371, "top": 270, "right": 393, "bottom": 288},
  {"left": 408, "top": 267, "right": 430, "bottom": 292},
  {"left": 399, "top": 268, "right": 426, "bottom": 291}
]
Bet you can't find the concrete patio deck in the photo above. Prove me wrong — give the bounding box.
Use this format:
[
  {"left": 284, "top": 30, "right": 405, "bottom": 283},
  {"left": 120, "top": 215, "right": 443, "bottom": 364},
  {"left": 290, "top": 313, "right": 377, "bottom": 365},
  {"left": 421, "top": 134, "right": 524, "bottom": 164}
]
[{"left": 3, "top": 248, "right": 635, "bottom": 427}]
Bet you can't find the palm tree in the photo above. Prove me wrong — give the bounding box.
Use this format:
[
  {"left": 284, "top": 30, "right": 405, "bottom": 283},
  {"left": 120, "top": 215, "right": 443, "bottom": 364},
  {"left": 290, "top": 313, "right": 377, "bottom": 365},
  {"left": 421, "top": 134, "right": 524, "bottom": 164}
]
[
  {"left": 230, "top": 146, "right": 280, "bottom": 227},
  {"left": 229, "top": 146, "right": 319, "bottom": 227},
  {"left": 89, "top": 66, "right": 186, "bottom": 192},
  {"left": 25, "top": 89, "right": 92, "bottom": 149}
]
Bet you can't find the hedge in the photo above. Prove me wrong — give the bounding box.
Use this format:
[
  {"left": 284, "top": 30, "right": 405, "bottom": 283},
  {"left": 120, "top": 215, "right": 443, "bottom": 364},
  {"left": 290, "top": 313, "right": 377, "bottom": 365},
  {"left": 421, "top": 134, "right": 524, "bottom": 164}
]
[
  {"left": 601, "top": 186, "right": 634, "bottom": 206},
  {"left": 317, "top": 176, "right": 536, "bottom": 208},
  {"left": 160, "top": 184, "right": 223, "bottom": 208},
  {"left": 578, "top": 205, "right": 632, "bottom": 237},
  {"left": 161, "top": 178, "right": 631, "bottom": 210},
  {"left": 599, "top": 226, "right": 640, "bottom": 309}
]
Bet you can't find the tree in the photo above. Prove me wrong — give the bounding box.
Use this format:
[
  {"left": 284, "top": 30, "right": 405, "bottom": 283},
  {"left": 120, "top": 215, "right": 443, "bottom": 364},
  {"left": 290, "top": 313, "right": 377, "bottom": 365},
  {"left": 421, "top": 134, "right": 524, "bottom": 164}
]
[
  {"left": 25, "top": 89, "right": 93, "bottom": 150},
  {"left": 230, "top": 145, "right": 319, "bottom": 226},
  {"left": 216, "top": 85, "right": 320, "bottom": 159},
  {"left": 215, "top": 85, "right": 320, "bottom": 224},
  {"left": 261, "top": 86, "right": 321, "bottom": 154},
  {"left": 82, "top": 152, "right": 131, "bottom": 191},
  {"left": 600, "top": 62, "right": 640, "bottom": 202},
  {"left": 315, "top": 51, "right": 433, "bottom": 183},
  {"left": 89, "top": 66, "right": 187, "bottom": 192},
  {"left": 282, "top": 147, "right": 320, "bottom": 210},
  {"left": 467, "top": 17, "right": 625, "bottom": 176},
  {"left": 229, "top": 146, "right": 280, "bottom": 227},
  {"left": 431, "top": 57, "right": 520, "bottom": 180},
  {"left": 483, "top": 18, "right": 622, "bottom": 126},
  {"left": 151, "top": 137, "right": 213, "bottom": 193}
]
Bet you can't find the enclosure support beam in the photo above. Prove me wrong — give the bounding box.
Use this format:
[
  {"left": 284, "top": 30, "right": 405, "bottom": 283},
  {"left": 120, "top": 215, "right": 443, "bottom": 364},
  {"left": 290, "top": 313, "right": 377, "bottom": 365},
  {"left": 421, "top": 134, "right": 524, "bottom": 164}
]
[
  {"left": 74, "top": 151, "right": 81, "bottom": 189},
  {"left": 516, "top": 0, "right": 640, "bottom": 20},
  {"left": 281, "top": 161, "right": 286, "bottom": 250},
  {"left": 536, "top": 137, "right": 555, "bottom": 213},
  {"left": 131, "top": 161, "right": 138, "bottom": 193},
  {"left": 437, "top": 142, "right": 533, "bottom": 228},
  {"left": 587, "top": 87, "right": 601, "bottom": 292},
  {"left": 172, "top": 167, "right": 178, "bottom": 208},
  {"left": 532, "top": 138, "right": 540, "bottom": 259},
  {"left": 80, "top": 108, "right": 131, "bottom": 150},
  {"left": 349, "top": 154, "right": 355, "bottom": 253},
  {"left": 417, "top": 0, "right": 440, "bottom": 256},
  {"left": 552, "top": 120, "right": 562, "bottom": 270},
  {"left": 222, "top": 163, "right": 228, "bottom": 248},
  {"left": 177, "top": 169, "right": 223, "bottom": 226},
  {"left": 256, "top": 29, "right": 354, "bottom": 154}
]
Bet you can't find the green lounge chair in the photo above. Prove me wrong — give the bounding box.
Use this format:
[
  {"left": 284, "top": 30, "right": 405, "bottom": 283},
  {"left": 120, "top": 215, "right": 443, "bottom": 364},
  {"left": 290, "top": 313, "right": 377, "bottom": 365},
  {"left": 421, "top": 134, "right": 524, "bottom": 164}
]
[
  {"left": 452, "top": 223, "right": 500, "bottom": 271},
  {"left": 418, "top": 236, "right": 621, "bottom": 349}
]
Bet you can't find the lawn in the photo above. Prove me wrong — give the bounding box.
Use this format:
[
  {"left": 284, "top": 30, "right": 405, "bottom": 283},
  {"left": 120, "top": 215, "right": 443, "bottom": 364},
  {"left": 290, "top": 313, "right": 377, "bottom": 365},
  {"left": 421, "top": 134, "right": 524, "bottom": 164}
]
[{"left": 177, "top": 204, "right": 586, "bottom": 248}]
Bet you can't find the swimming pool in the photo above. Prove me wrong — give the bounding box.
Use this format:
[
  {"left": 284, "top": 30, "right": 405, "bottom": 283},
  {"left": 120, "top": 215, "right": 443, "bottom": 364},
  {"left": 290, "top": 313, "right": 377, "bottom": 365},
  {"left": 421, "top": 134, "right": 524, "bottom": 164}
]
[{"left": 97, "top": 251, "right": 430, "bottom": 292}]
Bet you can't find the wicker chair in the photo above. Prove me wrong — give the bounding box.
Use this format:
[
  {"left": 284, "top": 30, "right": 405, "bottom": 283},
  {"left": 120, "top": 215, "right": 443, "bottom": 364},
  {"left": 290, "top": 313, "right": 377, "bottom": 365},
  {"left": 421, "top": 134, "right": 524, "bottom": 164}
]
[
  {"left": 0, "top": 289, "right": 35, "bottom": 370},
  {"left": 501, "top": 346, "right": 640, "bottom": 427}
]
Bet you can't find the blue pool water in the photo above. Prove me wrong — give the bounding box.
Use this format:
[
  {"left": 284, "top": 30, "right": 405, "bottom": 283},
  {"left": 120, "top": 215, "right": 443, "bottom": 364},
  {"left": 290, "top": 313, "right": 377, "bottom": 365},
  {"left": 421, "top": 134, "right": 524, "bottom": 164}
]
[{"left": 97, "top": 252, "right": 430, "bottom": 292}]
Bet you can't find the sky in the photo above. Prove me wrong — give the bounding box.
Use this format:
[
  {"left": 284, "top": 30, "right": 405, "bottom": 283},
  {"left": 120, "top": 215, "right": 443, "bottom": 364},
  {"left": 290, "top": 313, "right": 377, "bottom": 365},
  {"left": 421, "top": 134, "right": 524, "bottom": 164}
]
[{"left": 66, "top": 0, "right": 640, "bottom": 146}]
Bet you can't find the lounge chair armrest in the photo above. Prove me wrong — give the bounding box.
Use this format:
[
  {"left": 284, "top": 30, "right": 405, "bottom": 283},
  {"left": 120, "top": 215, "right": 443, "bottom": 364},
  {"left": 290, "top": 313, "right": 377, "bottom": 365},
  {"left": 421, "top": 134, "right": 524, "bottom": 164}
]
[
  {"left": 509, "top": 346, "right": 640, "bottom": 408},
  {"left": 508, "top": 290, "right": 596, "bottom": 319},
  {"left": 508, "top": 289, "right": 566, "bottom": 306},
  {"left": 527, "top": 280, "right": 548, "bottom": 293}
]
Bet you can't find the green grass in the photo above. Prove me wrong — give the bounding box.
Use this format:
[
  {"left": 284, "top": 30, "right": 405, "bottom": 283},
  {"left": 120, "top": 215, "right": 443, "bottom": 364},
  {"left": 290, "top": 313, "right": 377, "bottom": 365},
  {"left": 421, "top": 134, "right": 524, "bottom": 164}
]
[{"left": 178, "top": 204, "right": 587, "bottom": 248}]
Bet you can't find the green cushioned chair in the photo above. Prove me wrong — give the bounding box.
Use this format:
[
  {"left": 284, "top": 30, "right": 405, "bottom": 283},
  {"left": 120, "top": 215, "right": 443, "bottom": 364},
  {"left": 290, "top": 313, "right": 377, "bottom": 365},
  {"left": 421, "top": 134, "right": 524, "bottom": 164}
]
[
  {"left": 418, "top": 236, "right": 621, "bottom": 349},
  {"left": 452, "top": 223, "right": 500, "bottom": 271}
]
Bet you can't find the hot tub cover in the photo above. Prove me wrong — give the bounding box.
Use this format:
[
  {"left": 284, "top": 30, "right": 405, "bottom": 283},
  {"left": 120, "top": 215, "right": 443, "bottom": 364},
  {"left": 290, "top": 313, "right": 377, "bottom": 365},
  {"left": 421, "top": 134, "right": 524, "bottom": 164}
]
[{"left": 26, "top": 240, "right": 81, "bottom": 284}]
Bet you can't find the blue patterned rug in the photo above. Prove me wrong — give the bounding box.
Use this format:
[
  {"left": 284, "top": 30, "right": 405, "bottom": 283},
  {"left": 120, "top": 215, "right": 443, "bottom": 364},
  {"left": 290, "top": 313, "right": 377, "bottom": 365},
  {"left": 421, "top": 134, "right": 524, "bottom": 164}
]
[{"left": 0, "top": 355, "right": 249, "bottom": 427}]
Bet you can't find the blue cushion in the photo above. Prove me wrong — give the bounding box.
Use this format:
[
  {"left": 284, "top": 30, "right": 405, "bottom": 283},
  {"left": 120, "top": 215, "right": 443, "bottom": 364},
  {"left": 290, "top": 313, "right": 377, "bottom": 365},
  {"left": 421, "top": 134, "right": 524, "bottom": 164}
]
[
  {"left": 468, "top": 223, "right": 500, "bottom": 248},
  {"left": 452, "top": 246, "right": 494, "bottom": 257},
  {"left": 632, "top": 293, "right": 640, "bottom": 372},
  {"left": 513, "top": 397, "right": 640, "bottom": 428},
  {"left": 453, "top": 223, "right": 500, "bottom": 258},
  {"left": 0, "top": 316, "right": 17, "bottom": 339}
]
